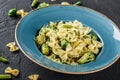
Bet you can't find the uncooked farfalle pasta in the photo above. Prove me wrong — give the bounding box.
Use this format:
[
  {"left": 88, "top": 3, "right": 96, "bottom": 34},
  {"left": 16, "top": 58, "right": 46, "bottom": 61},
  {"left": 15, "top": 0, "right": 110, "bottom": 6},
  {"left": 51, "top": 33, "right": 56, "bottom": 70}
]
[
  {"left": 5, "top": 67, "right": 19, "bottom": 77},
  {"left": 35, "top": 20, "right": 103, "bottom": 65}
]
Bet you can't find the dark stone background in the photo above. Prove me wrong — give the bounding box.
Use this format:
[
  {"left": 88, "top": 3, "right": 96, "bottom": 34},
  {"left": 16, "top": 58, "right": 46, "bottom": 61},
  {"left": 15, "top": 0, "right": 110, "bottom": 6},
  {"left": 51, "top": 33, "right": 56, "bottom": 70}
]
[{"left": 0, "top": 0, "right": 120, "bottom": 80}]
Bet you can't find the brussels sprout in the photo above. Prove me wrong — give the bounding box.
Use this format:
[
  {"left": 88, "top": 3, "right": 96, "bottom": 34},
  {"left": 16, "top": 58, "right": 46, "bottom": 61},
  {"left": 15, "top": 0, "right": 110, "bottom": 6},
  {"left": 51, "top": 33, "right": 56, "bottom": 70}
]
[
  {"left": 41, "top": 43, "right": 50, "bottom": 55},
  {"left": 8, "top": 8, "right": 17, "bottom": 17},
  {"left": 61, "top": 39, "right": 69, "bottom": 50},
  {"left": 78, "top": 52, "right": 95, "bottom": 64}
]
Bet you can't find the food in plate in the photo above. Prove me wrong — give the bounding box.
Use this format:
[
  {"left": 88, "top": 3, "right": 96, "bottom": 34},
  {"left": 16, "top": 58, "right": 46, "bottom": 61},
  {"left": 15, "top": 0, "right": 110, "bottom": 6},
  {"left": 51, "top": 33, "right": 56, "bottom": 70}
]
[{"left": 35, "top": 20, "right": 103, "bottom": 65}]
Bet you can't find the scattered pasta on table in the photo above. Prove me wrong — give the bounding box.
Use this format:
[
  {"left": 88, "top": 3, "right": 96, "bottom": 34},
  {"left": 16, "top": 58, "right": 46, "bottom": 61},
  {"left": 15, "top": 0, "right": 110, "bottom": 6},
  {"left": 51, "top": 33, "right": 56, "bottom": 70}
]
[
  {"left": 5, "top": 67, "right": 19, "bottom": 77},
  {"left": 61, "top": 2, "right": 70, "bottom": 5},
  {"left": 6, "top": 42, "right": 19, "bottom": 52},
  {"left": 28, "top": 74, "right": 39, "bottom": 80},
  {"left": 17, "top": 9, "right": 28, "bottom": 18}
]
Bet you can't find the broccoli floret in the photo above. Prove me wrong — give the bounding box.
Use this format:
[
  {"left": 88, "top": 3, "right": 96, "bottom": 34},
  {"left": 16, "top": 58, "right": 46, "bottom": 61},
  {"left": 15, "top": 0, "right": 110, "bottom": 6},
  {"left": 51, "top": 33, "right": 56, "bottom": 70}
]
[
  {"left": 78, "top": 52, "right": 95, "bottom": 64},
  {"left": 90, "top": 33, "right": 98, "bottom": 40}
]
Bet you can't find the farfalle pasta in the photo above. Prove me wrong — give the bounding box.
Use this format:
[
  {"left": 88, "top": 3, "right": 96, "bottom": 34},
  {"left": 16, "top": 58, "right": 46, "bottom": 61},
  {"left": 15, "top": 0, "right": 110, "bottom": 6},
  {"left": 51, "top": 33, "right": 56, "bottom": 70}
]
[
  {"left": 35, "top": 20, "right": 103, "bottom": 65},
  {"left": 28, "top": 74, "right": 39, "bottom": 80},
  {"left": 6, "top": 42, "right": 19, "bottom": 52},
  {"left": 5, "top": 67, "right": 19, "bottom": 77}
]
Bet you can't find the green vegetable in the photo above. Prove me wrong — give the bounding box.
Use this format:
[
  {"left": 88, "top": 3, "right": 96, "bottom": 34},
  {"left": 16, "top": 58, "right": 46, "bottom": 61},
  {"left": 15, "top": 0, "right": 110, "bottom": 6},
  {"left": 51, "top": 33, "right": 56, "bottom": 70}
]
[
  {"left": 39, "top": 26, "right": 46, "bottom": 34},
  {"left": 8, "top": 8, "right": 17, "bottom": 17},
  {"left": 31, "top": 0, "right": 39, "bottom": 7},
  {"left": 37, "top": 2, "right": 49, "bottom": 9},
  {"left": 78, "top": 52, "right": 95, "bottom": 64},
  {"left": 62, "top": 25, "right": 73, "bottom": 28},
  {"left": 61, "top": 39, "right": 69, "bottom": 50},
  {"left": 0, "top": 74, "right": 11, "bottom": 79},
  {"left": 49, "top": 26, "right": 57, "bottom": 30},
  {"left": 0, "top": 56, "right": 8, "bottom": 63},
  {"left": 41, "top": 43, "right": 50, "bottom": 55},
  {"left": 90, "top": 33, "right": 98, "bottom": 40},
  {"left": 46, "top": 37, "right": 50, "bottom": 42},
  {"left": 73, "top": 1, "right": 82, "bottom": 6},
  {"left": 83, "top": 35, "right": 89, "bottom": 39}
]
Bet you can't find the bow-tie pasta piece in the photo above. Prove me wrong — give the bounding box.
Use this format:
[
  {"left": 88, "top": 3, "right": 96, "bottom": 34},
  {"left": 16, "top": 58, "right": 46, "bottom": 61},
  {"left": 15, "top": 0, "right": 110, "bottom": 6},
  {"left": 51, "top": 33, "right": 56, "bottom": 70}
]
[
  {"left": 11, "top": 69, "right": 20, "bottom": 77},
  {"left": 28, "top": 74, "right": 39, "bottom": 80},
  {"left": 17, "top": 9, "right": 28, "bottom": 18},
  {"left": 6, "top": 42, "right": 19, "bottom": 52},
  {"left": 5, "top": 67, "right": 12, "bottom": 73},
  {"left": 5, "top": 67, "right": 19, "bottom": 77}
]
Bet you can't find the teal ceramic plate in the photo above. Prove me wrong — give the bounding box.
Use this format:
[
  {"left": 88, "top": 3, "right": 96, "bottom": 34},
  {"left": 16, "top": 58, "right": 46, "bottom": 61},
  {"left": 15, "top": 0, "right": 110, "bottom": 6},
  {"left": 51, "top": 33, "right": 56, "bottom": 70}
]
[{"left": 15, "top": 5, "right": 120, "bottom": 74}]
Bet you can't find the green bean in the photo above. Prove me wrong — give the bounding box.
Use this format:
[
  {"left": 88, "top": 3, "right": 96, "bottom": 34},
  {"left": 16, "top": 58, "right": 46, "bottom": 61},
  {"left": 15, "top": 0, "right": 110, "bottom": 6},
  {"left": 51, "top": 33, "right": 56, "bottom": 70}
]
[
  {"left": 8, "top": 8, "right": 17, "bottom": 17},
  {"left": 31, "top": 0, "right": 39, "bottom": 7},
  {"left": 73, "top": 1, "right": 82, "bottom": 6},
  {"left": 37, "top": 2, "right": 49, "bottom": 9},
  {"left": 61, "top": 39, "right": 69, "bottom": 50},
  {"left": 0, "top": 74, "right": 11, "bottom": 79},
  {"left": 41, "top": 43, "right": 50, "bottom": 55},
  {"left": 78, "top": 52, "right": 95, "bottom": 64},
  {"left": 62, "top": 25, "right": 73, "bottom": 28},
  {"left": 0, "top": 56, "right": 8, "bottom": 63}
]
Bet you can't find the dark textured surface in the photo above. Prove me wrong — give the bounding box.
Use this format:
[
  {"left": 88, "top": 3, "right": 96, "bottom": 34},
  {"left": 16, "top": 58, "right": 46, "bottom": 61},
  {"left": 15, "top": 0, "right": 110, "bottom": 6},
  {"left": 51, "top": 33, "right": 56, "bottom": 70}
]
[{"left": 0, "top": 0, "right": 120, "bottom": 80}]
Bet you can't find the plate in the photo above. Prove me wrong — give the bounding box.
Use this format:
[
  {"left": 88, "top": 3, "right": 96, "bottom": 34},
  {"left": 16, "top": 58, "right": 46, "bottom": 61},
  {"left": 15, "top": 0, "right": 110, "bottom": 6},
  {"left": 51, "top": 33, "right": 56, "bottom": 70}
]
[{"left": 15, "top": 5, "right": 120, "bottom": 74}]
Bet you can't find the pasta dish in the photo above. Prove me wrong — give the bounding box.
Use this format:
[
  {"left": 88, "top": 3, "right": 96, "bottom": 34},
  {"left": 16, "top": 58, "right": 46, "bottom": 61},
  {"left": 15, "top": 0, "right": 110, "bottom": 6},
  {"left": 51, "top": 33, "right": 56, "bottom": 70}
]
[{"left": 35, "top": 20, "right": 103, "bottom": 65}]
